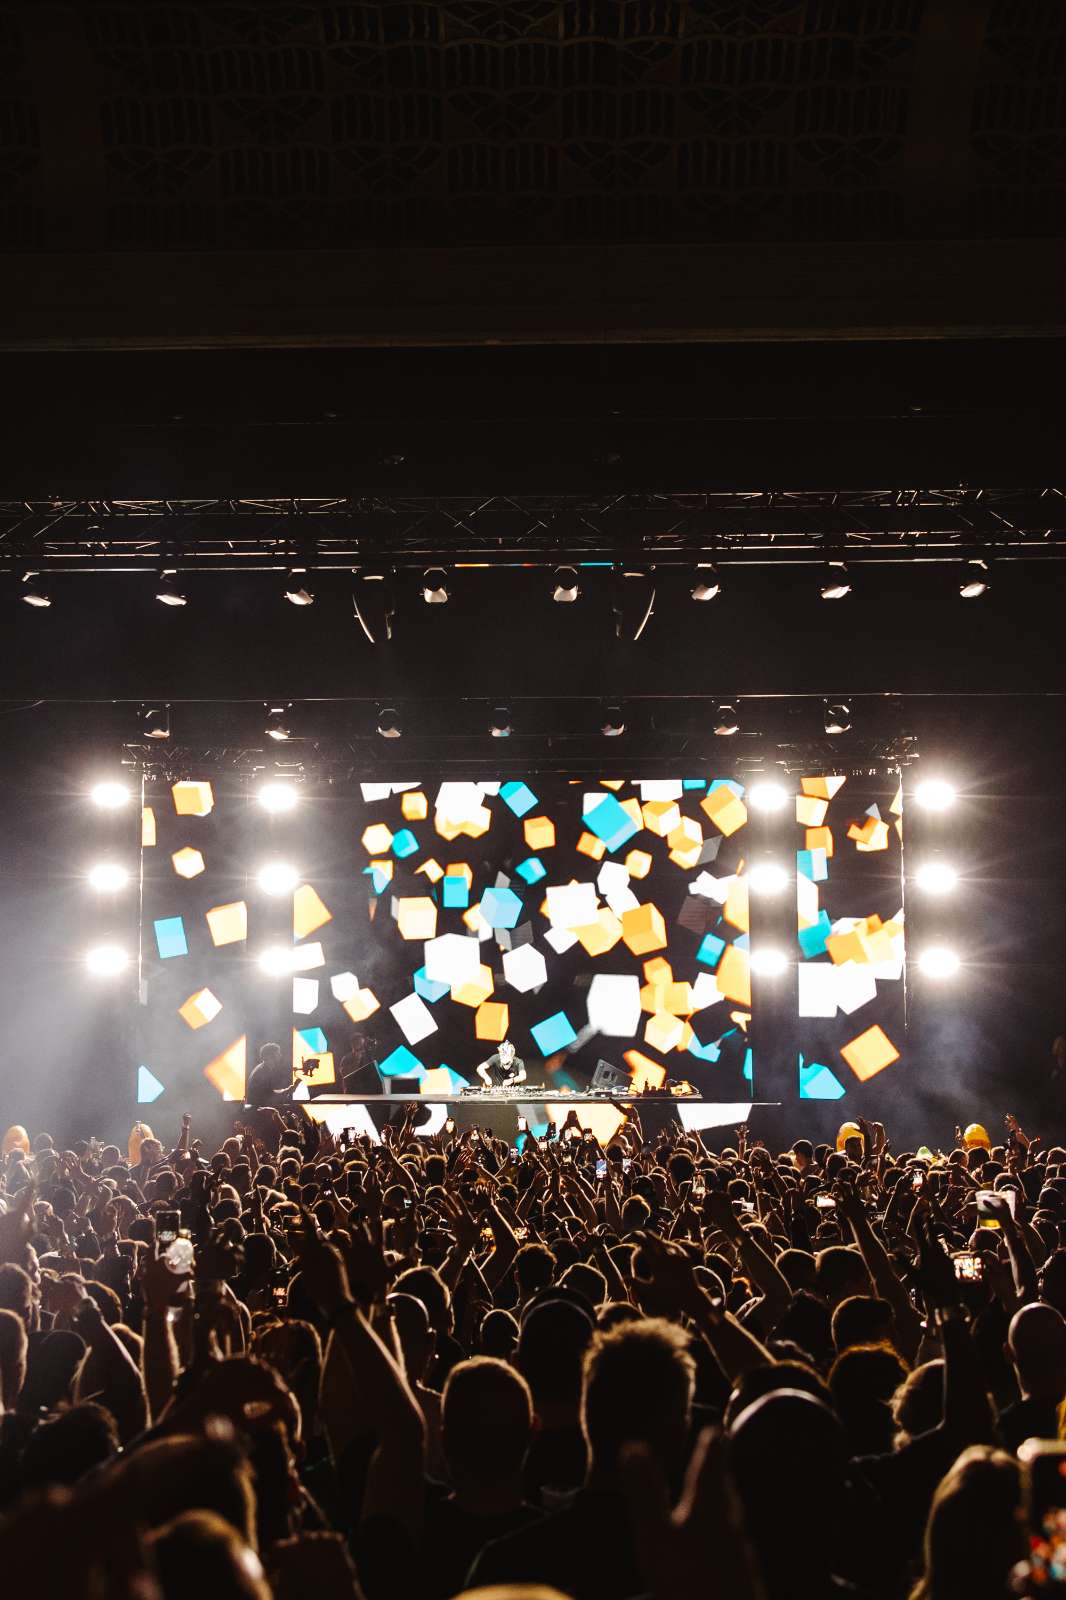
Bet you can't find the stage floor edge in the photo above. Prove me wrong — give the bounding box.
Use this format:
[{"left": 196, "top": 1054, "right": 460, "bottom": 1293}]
[{"left": 297, "top": 1098, "right": 781, "bottom": 1143}]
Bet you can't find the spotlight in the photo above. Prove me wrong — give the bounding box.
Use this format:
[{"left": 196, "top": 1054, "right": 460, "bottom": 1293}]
[
  {"left": 551, "top": 566, "right": 580, "bottom": 603},
  {"left": 914, "top": 861, "right": 958, "bottom": 894},
  {"left": 748, "top": 861, "right": 790, "bottom": 895},
  {"left": 612, "top": 568, "right": 655, "bottom": 642},
  {"left": 750, "top": 948, "right": 788, "bottom": 976},
  {"left": 257, "top": 945, "right": 297, "bottom": 977},
  {"left": 257, "top": 780, "right": 299, "bottom": 813},
  {"left": 143, "top": 706, "right": 171, "bottom": 741},
  {"left": 352, "top": 571, "right": 395, "bottom": 644},
  {"left": 601, "top": 703, "right": 625, "bottom": 737},
  {"left": 959, "top": 559, "right": 990, "bottom": 599},
  {"left": 747, "top": 780, "right": 788, "bottom": 813},
  {"left": 85, "top": 944, "right": 128, "bottom": 977},
  {"left": 155, "top": 571, "right": 187, "bottom": 607},
  {"left": 489, "top": 705, "right": 512, "bottom": 738},
  {"left": 90, "top": 781, "right": 130, "bottom": 810},
  {"left": 714, "top": 702, "right": 739, "bottom": 736},
  {"left": 916, "top": 945, "right": 960, "bottom": 979},
  {"left": 264, "top": 704, "right": 291, "bottom": 743},
  {"left": 21, "top": 572, "right": 51, "bottom": 607},
  {"left": 88, "top": 862, "right": 130, "bottom": 892},
  {"left": 257, "top": 861, "right": 299, "bottom": 896},
  {"left": 914, "top": 778, "right": 956, "bottom": 811},
  {"left": 283, "top": 570, "right": 314, "bottom": 606},
  {"left": 690, "top": 564, "right": 721, "bottom": 601},
  {"left": 377, "top": 706, "right": 402, "bottom": 739},
  {"left": 421, "top": 567, "right": 450, "bottom": 605},
  {"left": 823, "top": 700, "right": 851, "bottom": 735},
  {"left": 819, "top": 562, "right": 852, "bottom": 601}
]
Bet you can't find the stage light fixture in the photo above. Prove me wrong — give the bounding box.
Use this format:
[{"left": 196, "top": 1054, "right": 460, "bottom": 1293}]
[
  {"left": 747, "top": 780, "right": 788, "bottom": 812},
  {"left": 914, "top": 861, "right": 958, "bottom": 894},
  {"left": 143, "top": 706, "right": 171, "bottom": 741},
  {"left": 155, "top": 571, "right": 187, "bottom": 607},
  {"left": 264, "top": 704, "right": 292, "bottom": 743},
  {"left": 714, "top": 702, "right": 739, "bottom": 736},
  {"left": 489, "top": 705, "right": 512, "bottom": 738},
  {"left": 21, "top": 572, "right": 51, "bottom": 607},
  {"left": 601, "top": 703, "right": 626, "bottom": 737},
  {"left": 88, "top": 862, "right": 130, "bottom": 892},
  {"left": 258, "top": 945, "right": 297, "bottom": 977},
  {"left": 916, "top": 945, "right": 960, "bottom": 979},
  {"left": 283, "top": 569, "right": 314, "bottom": 606},
  {"left": 257, "top": 780, "right": 298, "bottom": 813},
  {"left": 690, "top": 564, "right": 721, "bottom": 601},
  {"left": 352, "top": 570, "right": 395, "bottom": 644},
  {"left": 257, "top": 861, "right": 299, "bottom": 896},
  {"left": 421, "top": 567, "right": 450, "bottom": 605},
  {"left": 90, "top": 781, "right": 130, "bottom": 809},
  {"left": 85, "top": 944, "right": 129, "bottom": 977},
  {"left": 823, "top": 700, "right": 851, "bottom": 735},
  {"left": 748, "top": 861, "right": 790, "bottom": 895},
  {"left": 750, "top": 947, "right": 788, "bottom": 976},
  {"left": 612, "top": 568, "right": 656, "bottom": 642},
  {"left": 820, "top": 562, "right": 852, "bottom": 601},
  {"left": 914, "top": 778, "right": 956, "bottom": 811},
  {"left": 377, "top": 706, "right": 402, "bottom": 739},
  {"left": 959, "top": 559, "right": 991, "bottom": 599},
  {"left": 551, "top": 566, "right": 580, "bottom": 603}
]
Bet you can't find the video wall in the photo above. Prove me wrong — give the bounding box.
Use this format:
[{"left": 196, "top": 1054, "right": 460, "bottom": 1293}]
[
  {"left": 136, "top": 777, "right": 756, "bottom": 1110},
  {"left": 794, "top": 776, "right": 906, "bottom": 1105}
]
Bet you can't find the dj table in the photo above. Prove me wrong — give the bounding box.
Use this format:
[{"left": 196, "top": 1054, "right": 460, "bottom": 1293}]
[{"left": 295, "top": 1091, "right": 775, "bottom": 1144}]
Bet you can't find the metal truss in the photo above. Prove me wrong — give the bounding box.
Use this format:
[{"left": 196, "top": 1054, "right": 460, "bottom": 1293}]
[{"left": 2, "top": 489, "right": 1066, "bottom": 572}]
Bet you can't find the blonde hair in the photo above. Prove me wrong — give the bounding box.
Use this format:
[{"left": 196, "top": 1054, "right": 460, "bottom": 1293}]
[
  {"left": 128, "top": 1122, "right": 154, "bottom": 1164},
  {"left": 2, "top": 1126, "right": 30, "bottom": 1156}
]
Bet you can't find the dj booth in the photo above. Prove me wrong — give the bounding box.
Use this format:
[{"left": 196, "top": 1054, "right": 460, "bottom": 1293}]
[{"left": 295, "top": 1090, "right": 772, "bottom": 1145}]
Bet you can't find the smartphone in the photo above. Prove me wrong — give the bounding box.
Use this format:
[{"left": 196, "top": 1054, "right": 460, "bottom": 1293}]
[
  {"left": 517, "top": 1117, "right": 527, "bottom": 1133},
  {"left": 739, "top": 1200, "right": 755, "bottom": 1214},
  {"left": 272, "top": 1281, "right": 288, "bottom": 1305},
  {"left": 953, "top": 1251, "right": 984, "bottom": 1281},
  {"left": 157, "top": 1209, "right": 181, "bottom": 1244},
  {"left": 976, "top": 1188, "right": 1016, "bottom": 1229},
  {"left": 595, "top": 1159, "right": 607, "bottom": 1179},
  {"left": 622, "top": 1158, "right": 632, "bottom": 1173},
  {"left": 1019, "top": 1441, "right": 1066, "bottom": 1523},
  {"left": 912, "top": 1170, "right": 925, "bottom": 1191},
  {"left": 815, "top": 1195, "right": 836, "bottom": 1210}
]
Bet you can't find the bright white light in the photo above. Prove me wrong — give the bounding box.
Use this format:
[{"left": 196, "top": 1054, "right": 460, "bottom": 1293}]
[
  {"left": 959, "top": 559, "right": 990, "bottom": 599},
  {"left": 85, "top": 944, "right": 129, "bottom": 977},
  {"left": 748, "top": 861, "right": 790, "bottom": 894},
  {"left": 90, "top": 781, "right": 130, "bottom": 810},
  {"left": 257, "top": 861, "right": 299, "bottom": 896},
  {"left": 914, "top": 861, "right": 958, "bottom": 894},
  {"left": 750, "top": 948, "right": 788, "bottom": 976},
  {"left": 917, "top": 946, "right": 960, "bottom": 979},
  {"left": 747, "top": 781, "right": 788, "bottom": 813},
  {"left": 257, "top": 781, "right": 298, "bottom": 814},
  {"left": 258, "top": 945, "right": 298, "bottom": 977},
  {"left": 88, "top": 862, "right": 130, "bottom": 892},
  {"left": 914, "top": 778, "right": 957, "bottom": 811}
]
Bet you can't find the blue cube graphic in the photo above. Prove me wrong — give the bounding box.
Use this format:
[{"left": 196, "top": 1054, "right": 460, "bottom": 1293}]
[
  {"left": 154, "top": 916, "right": 188, "bottom": 960},
  {"left": 530, "top": 1010, "right": 577, "bottom": 1055},
  {"left": 697, "top": 932, "right": 726, "bottom": 969},
  {"left": 298, "top": 1027, "right": 328, "bottom": 1054},
  {"left": 500, "top": 781, "right": 538, "bottom": 818},
  {"left": 442, "top": 875, "right": 470, "bottom": 910},
  {"left": 391, "top": 828, "right": 419, "bottom": 859},
  {"left": 379, "top": 1045, "right": 425, "bottom": 1079},
  {"left": 481, "top": 886, "right": 523, "bottom": 929},
  {"left": 582, "top": 792, "right": 639, "bottom": 853},
  {"left": 798, "top": 911, "right": 832, "bottom": 959},
  {"left": 515, "top": 856, "right": 547, "bottom": 885},
  {"left": 414, "top": 966, "right": 450, "bottom": 1003}
]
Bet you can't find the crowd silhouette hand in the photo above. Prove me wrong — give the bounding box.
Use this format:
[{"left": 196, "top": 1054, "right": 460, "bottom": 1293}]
[
  {"left": 0, "top": 1181, "right": 35, "bottom": 1264},
  {"left": 622, "top": 1426, "right": 765, "bottom": 1600},
  {"left": 290, "top": 1208, "right": 352, "bottom": 1317}
]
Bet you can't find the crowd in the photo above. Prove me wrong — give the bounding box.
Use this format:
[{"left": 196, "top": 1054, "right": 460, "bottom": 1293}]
[{"left": 2, "top": 1100, "right": 1066, "bottom": 1600}]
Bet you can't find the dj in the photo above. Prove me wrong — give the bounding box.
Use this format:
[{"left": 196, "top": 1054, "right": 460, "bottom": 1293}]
[{"left": 476, "top": 1038, "right": 526, "bottom": 1089}]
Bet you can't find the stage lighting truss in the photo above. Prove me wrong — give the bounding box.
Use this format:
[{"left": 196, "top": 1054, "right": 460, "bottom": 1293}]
[
  {"left": 824, "top": 700, "right": 852, "bottom": 735},
  {"left": 264, "top": 704, "right": 292, "bottom": 743},
  {"left": 551, "top": 566, "right": 580, "bottom": 603},
  {"left": 21, "top": 571, "right": 51, "bottom": 607},
  {"left": 714, "top": 702, "right": 740, "bottom": 736},
  {"left": 142, "top": 705, "right": 171, "bottom": 740},
  {"left": 377, "top": 706, "right": 402, "bottom": 739},
  {"left": 601, "top": 702, "right": 626, "bottom": 737},
  {"left": 959, "top": 558, "right": 991, "bottom": 599},
  {"left": 690, "top": 563, "right": 721, "bottom": 601},
  {"left": 819, "top": 561, "right": 852, "bottom": 600},
  {"left": 155, "top": 570, "right": 187, "bottom": 607},
  {"left": 612, "top": 567, "right": 655, "bottom": 641},
  {"left": 352, "top": 569, "right": 395, "bottom": 644},
  {"left": 283, "top": 568, "right": 314, "bottom": 606},
  {"left": 489, "top": 705, "right": 512, "bottom": 738},
  {"left": 421, "top": 567, "right": 450, "bottom": 604}
]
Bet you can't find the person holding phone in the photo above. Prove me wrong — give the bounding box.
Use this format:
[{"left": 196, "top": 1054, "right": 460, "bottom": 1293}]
[{"left": 476, "top": 1039, "right": 526, "bottom": 1089}]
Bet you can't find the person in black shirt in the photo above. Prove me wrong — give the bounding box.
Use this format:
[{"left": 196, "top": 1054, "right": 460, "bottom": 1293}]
[
  {"left": 476, "top": 1039, "right": 526, "bottom": 1089},
  {"left": 245, "top": 1042, "right": 291, "bottom": 1106}
]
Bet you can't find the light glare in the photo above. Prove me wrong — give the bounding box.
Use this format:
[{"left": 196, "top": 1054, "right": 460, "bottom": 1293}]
[
  {"left": 88, "top": 862, "right": 130, "bottom": 892},
  {"left": 914, "top": 861, "right": 958, "bottom": 894},
  {"left": 257, "top": 781, "right": 298, "bottom": 813},
  {"left": 747, "top": 781, "right": 788, "bottom": 813},
  {"left": 257, "top": 861, "right": 299, "bottom": 896},
  {"left": 258, "top": 945, "right": 297, "bottom": 976},
  {"left": 748, "top": 861, "right": 790, "bottom": 895},
  {"left": 914, "top": 778, "right": 956, "bottom": 811},
  {"left": 90, "top": 781, "right": 130, "bottom": 810},
  {"left": 86, "top": 944, "right": 128, "bottom": 977},
  {"left": 917, "top": 945, "right": 960, "bottom": 979},
  {"left": 750, "top": 948, "right": 788, "bottom": 976}
]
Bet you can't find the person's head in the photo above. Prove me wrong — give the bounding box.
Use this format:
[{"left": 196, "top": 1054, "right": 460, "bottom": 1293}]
[
  {"left": 558, "top": 1262, "right": 607, "bottom": 1312},
  {"left": 115, "top": 1434, "right": 258, "bottom": 1545},
  {"left": 517, "top": 1297, "right": 594, "bottom": 1415},
  {"left": 1007, "top": 1302, "right": 1066, "bottom": 1399},
  {"left": 892, "top": 1360, "right": 944, "bottom": 1444},
  {"left": 515, "top": 1242, "right": 557, "bottom": 1300},
  {"left": 1038, "top": 1249, "right": 1066, "bottom": 1315},
  {"left": 771, "top": 1290, "right": 833, "bottom": 1368},
  {"left": 620, "top": 1194, "right": 652, "bottom": 1234},
  {"left": 258, "top": 1043, "right": 282, "bottom": 1067},
  {"left": 815, "top": 1245, "right": 870, "bottom": 1307},
  {"left": 724, "top": 1359, "right": 831, "bottom": 1428},
  {"left": 388, "top": 1292, "right": 436, "bottom": 1384},
  {"left": 2, "top": 1125, "right": 30, "bottom": 1156},
  {"left": 149, "top": 1511, "right": 270, "bottom": 1600},
  {"left": 582, "top": 1317, "right": 695, "bottom": 1481},
  {"left": 0, "top": 1307, "right": 28, "bottom": 1410},
  {"left": 442, "top": 1357, "right": 534, "bottom": 1489},
  {"left": 913, "top": 1447, "right": 1025, "bottom": 1600},
  {"left": 831, "top": 1295, "right": 896, "bottom": 1353},
  {"left": 480, "top": 1307, "right": 519, "bottom": 1360},
  {"left": 392, "top": 1265, "right": 453, "bottom": 1337},
  {"left": 498, "top": 1040, "right": 516, "bottom": 1067},
  {"left": 20, "top": 1402, "right": 120, "bottom": 1490},
  {"left": 776, "top": 1248, "right": 817, "bottom": 1294},
  {"left": 828, "top": 1343, "right": 909, "bottom": 1456},
  {"left": 0, "top": 1262, "right": 37, "bottom": 1332}
]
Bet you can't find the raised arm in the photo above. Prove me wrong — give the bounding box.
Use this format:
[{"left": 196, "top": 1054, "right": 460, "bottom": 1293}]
[{"left": 836, "top": 1180, "right": 924, "bottom": 1362}]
